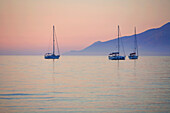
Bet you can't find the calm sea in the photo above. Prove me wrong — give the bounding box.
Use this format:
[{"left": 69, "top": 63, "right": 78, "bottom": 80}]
[{"left": 0, "top": 56, "right": 170, "bottom": 113}]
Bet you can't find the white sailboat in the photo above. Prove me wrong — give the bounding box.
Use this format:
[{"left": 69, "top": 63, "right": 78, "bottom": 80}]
[
  {"left": 129, "top": 27, "right": 138, "bottom": 59},
  {"left": 44, "top": 25, "right": 60, "bottom": 59},
  {"left": 108, "top": 25, "right": 126, "bottom": 60}
]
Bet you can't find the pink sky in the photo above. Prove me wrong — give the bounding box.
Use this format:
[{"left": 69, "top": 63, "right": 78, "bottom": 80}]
[{"left": 0, "top": 0, "right": 170, "bottom": 55}]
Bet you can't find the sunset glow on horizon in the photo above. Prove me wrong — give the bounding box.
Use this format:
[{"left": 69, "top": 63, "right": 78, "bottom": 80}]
[{"left": 0, "top": 0, "right": 170, "bottom": 55}]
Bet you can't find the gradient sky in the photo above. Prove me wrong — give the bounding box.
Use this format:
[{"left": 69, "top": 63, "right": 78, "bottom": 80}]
[{"left": 0, "top": 0, "right": 170, "bottom": 55}]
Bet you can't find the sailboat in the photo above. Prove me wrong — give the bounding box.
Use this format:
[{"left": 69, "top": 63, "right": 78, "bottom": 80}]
[
  {"left": 44, "top": 25, "right": 60, "bottom": 59},
  {"left": 108, "top": 25, "right": 126, "bottom": 60},
  {"left": 129, "top": 27, "right": 138, "bottom": 59}
]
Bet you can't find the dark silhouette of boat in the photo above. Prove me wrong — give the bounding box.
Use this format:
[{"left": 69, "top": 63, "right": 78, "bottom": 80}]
[
  {"left": 44, "top": 25, "right": 60, "bottom": 59},
  {"left": 108, "top": 25, "right": 126, "bottom": 60},
  {"left": 129, "top": 27, "right": 138, "bottom": 59}
]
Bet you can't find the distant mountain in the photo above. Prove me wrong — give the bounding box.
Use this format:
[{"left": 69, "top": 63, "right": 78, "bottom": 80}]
[{"left": 64, "top": 22, "right": 170, "bottom": 56}]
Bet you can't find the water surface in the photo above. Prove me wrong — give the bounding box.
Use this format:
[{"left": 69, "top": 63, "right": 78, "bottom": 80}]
[{"left": 0, "top": 56, "right": 170, "bottom": 113}]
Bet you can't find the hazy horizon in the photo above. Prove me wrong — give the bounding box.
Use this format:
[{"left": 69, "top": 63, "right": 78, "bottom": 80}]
[{"left": 0, "top": 0, "right": 170, "bottom": 55}]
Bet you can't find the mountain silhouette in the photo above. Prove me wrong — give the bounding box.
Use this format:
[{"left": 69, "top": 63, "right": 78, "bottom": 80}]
[{"left": 64, "top": 22, "right": 170, "bottom": 56}]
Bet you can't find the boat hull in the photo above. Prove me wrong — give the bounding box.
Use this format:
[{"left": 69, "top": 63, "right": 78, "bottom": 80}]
[
  {"left": 108, "top": 56, "right": 126, "bottom": 60},
  {"left": 44, "top": 55, "right": 60, "bottom": 59},
  {"left": 128, "top": 55, "right": 138, "bottom": 59}
]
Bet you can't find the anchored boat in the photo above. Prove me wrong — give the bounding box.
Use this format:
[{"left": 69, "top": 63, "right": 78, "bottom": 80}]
[
  {"left": 44, "top": 25, "right": 60, "bottom": 59},
  {"left": 108, "top": 25, "right": 126, "bottom": 60},
  {"left": 129, "top": 27, "right": 138, "bottom": 60}
]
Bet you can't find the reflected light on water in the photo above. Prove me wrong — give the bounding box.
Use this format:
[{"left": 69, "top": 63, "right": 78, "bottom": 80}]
[{"left": 0, "top": 56, "right": 169, "bottom": 112}]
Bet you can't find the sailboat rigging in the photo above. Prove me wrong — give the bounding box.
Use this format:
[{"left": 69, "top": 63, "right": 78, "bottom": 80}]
[
  {"left": 108, "top": 25, "right": 126, "bottom": 60},
  {"left": 128, "top": 27, "right": 138, "bottom": 59},
  {"left": 44, "top": 25, "right": 60, "bottom": 59}
]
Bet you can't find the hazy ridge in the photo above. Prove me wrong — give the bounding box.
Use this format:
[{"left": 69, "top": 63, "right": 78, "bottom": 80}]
[{"left": 64, "top": 22, "right": 170, "bottom": 56}]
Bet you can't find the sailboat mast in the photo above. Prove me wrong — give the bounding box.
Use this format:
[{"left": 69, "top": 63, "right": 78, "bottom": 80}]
[
  {"left": 53, "top": 25, "right": 55, "bottom": 55},
  {"left": 118, "top": 25, "right": 119, "bottom": 54},
  {"left": 134, "top": 27, "right": 136, "bottom": 53},
  {"left": 135, "top": 27, "right": 138, "bottom": 56}
]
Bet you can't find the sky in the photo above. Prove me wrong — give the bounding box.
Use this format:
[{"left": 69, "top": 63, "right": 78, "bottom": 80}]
[{"left": 0, "top": 0, "right": 170, "bottom": 55}]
